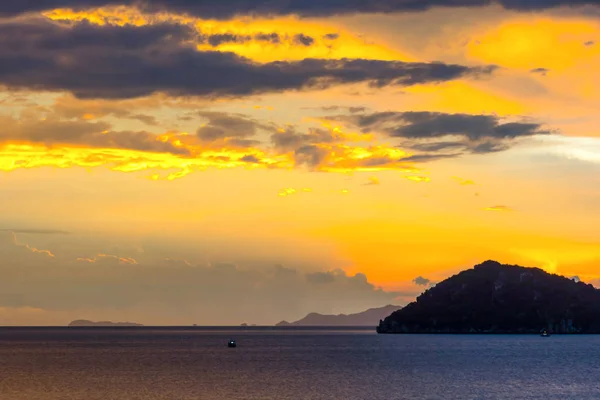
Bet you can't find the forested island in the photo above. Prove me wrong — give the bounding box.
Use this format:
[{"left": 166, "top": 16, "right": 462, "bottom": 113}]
[{"left": 377, "top": 260, "right": 600, "bottom": 334}]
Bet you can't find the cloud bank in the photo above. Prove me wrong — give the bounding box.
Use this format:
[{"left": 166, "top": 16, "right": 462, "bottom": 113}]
[
  {"left": 0, "top": 19, "right": 491, "bottom": 99},
  {"left": 0, "top": 0, "right": 599, "bottom": 19},
  {"left": 0, "top": 232, "right": 403, "bottom": 325}
]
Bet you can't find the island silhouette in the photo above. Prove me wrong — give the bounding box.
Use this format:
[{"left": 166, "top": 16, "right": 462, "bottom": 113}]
[
  {"left": 277, "top": 305, "right": 401, "bottom": 326},
  {"left": 68, "top": 320, "right": 143, "bottom": 327},
  {"left": 378, "top": 260, "right": 600, "bottom": 334}
]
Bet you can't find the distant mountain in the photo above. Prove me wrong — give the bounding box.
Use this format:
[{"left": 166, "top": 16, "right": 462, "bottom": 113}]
[
  {"left": 378, "top": 260, "right": 600, "bottom": 334},
  {"left": 68, "top": 320, "right": 143, "bottom": 327},
  {"left": 277, "top": 305, "right": 402, "bottom": 326}
]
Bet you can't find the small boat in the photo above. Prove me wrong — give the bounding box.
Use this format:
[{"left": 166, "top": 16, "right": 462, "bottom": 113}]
[
  {"left": 540, "top": 330, "right": 551, "bottom": 337},
  {"left": 228, "top": 339, "right": 237, "bottom": 348}
]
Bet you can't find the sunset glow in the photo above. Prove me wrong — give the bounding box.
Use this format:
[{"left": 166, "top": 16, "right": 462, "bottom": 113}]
[{"left": 1, "top": 0, "right": 600, "bottom": 325}]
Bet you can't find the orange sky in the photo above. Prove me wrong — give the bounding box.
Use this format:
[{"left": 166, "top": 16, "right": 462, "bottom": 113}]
[{"left": 1, "top": 3, "right": 600, "bottom": 325}]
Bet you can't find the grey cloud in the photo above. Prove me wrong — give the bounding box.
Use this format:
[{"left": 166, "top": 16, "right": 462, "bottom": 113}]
[
  {"left": 307, "top": 272, "right": 336, "bottom": 284},
  {"left": 413, "top": 276, "right": 432, "bottom": 286},
  {"left": 399, "top": 153, "right": 460, "bottom": 162},
  {"left": 471, "top": 140, "right": 511, "bottom": 153},
  {"left": 585, "top": 40, "right": 596, "bottom": 46},
  {"left": 272, "top": 129, "right": 306, "bottom": 150},
  {"left": 307, "top": 105, "right": 367, "bottom": 113},
  {"left": 52, "top": 96, "right": 160, "bottom": 126},
  {"left": 1, "top": 0, "right": 599, "bottom": 19},
  {"left": 196, "top": 111, "right": 275, "bottom": 142},
  {"left": 240, "top": 154, "right": 261, "bottom": 163},
  {"left": 227, "top": 138, "right": 263, "bottom": 147},
  {"left": 129, "top": 114, "right": 159, "bottom": 126},
  {"left": 0, "top": 116, "right": 190, "bottom": 155},
  {"left": 272, "top": 127, "right": 339, "bottom": 151},
  {"left": 294, "top": 145, "right": 328, "bottom": 167},
  {"left": 349, "top": 107, "right": 367, "bottom": 113},
  {"left": 0, "top": 19, "right": 493, "bottom": 99},
  {"left": 409, "top": 141, "right": 466, "bottom": 152},
  {"left": 323, "top": 33, "right": 340, "bottom": 40}
]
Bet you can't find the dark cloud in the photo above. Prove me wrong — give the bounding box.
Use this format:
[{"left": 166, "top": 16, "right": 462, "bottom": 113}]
[
  {"left": 323, "top": 33, "right": 340, "bottom": 40},
  {"left": 205, "top": 33, "right": 248, "bottom": 46},
  {"left": 0, "top": 18, "right": 193, "bottom": 50},
  {"left": 1, "top": 0, "right": 599, "bottom": 19},
  {"left": 293, "top": 33, "right": 315, "bottom": 46},
  {"left": 413, "top": 276, "right": 432, "bottom": 286},
  {"left": 255, "top": 33, "right": 282, "bottom": 44},
  {"left": 196, "top": 111, "right": 275, "bottom": 142},
  {"left": 348, "top": 112, "right": 547, "bottom": 140},
  {"left": 584, "top": 40, "right": 596, "bottom": 46},
  {"left": 0, "top": 19, "right": 493, "bottom": 99},
  {"left": 353, "top": 112, "right": 545, "bottom": 141},
  {"left": 530, "top": 67, "right": 549, "bottom": 75},
  {"left": 334, "top": 111, "right": 549, "bottom": 162},
  {"left": 200, "top": 32, "right": 283, "bottom": 47}
]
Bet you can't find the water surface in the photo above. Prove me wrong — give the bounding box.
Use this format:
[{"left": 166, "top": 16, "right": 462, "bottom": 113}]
[{"left": 0, "top": 328, "right": 599, "bottom": 399}]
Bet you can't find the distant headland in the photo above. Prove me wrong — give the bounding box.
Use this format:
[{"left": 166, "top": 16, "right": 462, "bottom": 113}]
[
  {"left": 277, "top": 305, "right": 402, "bottom": 326},
  {"left": 68, "top": 320, "right": 143, "bottom": 327},
  {"left": 377, "top": 260, "right": 600, "bottom": 334}
]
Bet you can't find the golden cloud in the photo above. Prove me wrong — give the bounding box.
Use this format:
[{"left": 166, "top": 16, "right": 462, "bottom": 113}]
[
  {"left": 76, "top": 254, "right": 138, "bottom": 264},
  {"left": 0, "top": 136, "right": 421, "bottom": 180},
  {"left": 483, "top": 205, "right": 513, "bottom": 212},
  {"left": 453, "top": 176, "right": 476, "bottom": 185},
  {"left": 405, "top": 176, "right": 431, "bottom": 183}
]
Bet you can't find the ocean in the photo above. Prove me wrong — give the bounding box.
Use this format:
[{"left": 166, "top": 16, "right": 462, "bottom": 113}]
[{"left": 1, "top": 327, "right": 599, "bottom": 399}]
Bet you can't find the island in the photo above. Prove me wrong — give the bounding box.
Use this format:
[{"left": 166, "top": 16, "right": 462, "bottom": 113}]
[
  {"left": 377, "top": 260, "right": 600, "bottom": 334},
  {"left": 277, "top": 305, "right": 401, "bottom": 326},
  {"left": 68, "top": 320, "right": 143, "bottom": 327}
]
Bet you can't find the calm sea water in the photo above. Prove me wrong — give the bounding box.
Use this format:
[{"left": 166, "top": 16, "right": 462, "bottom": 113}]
[{"left": 1, "top": 328, "right": 599, "bottom": 399}]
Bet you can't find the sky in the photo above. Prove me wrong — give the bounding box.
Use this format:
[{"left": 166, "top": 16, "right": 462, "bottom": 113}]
[{"left": 1, "top": 0, "right": 600, "bottom": 325}]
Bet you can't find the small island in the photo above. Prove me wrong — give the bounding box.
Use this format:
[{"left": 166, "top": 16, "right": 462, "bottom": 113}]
[
  {"left": 68, "top": 320, "right": 143, "bottom": 327},
  {"left": 377, "top": 260, "right": 600, "bottom": 334}
]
